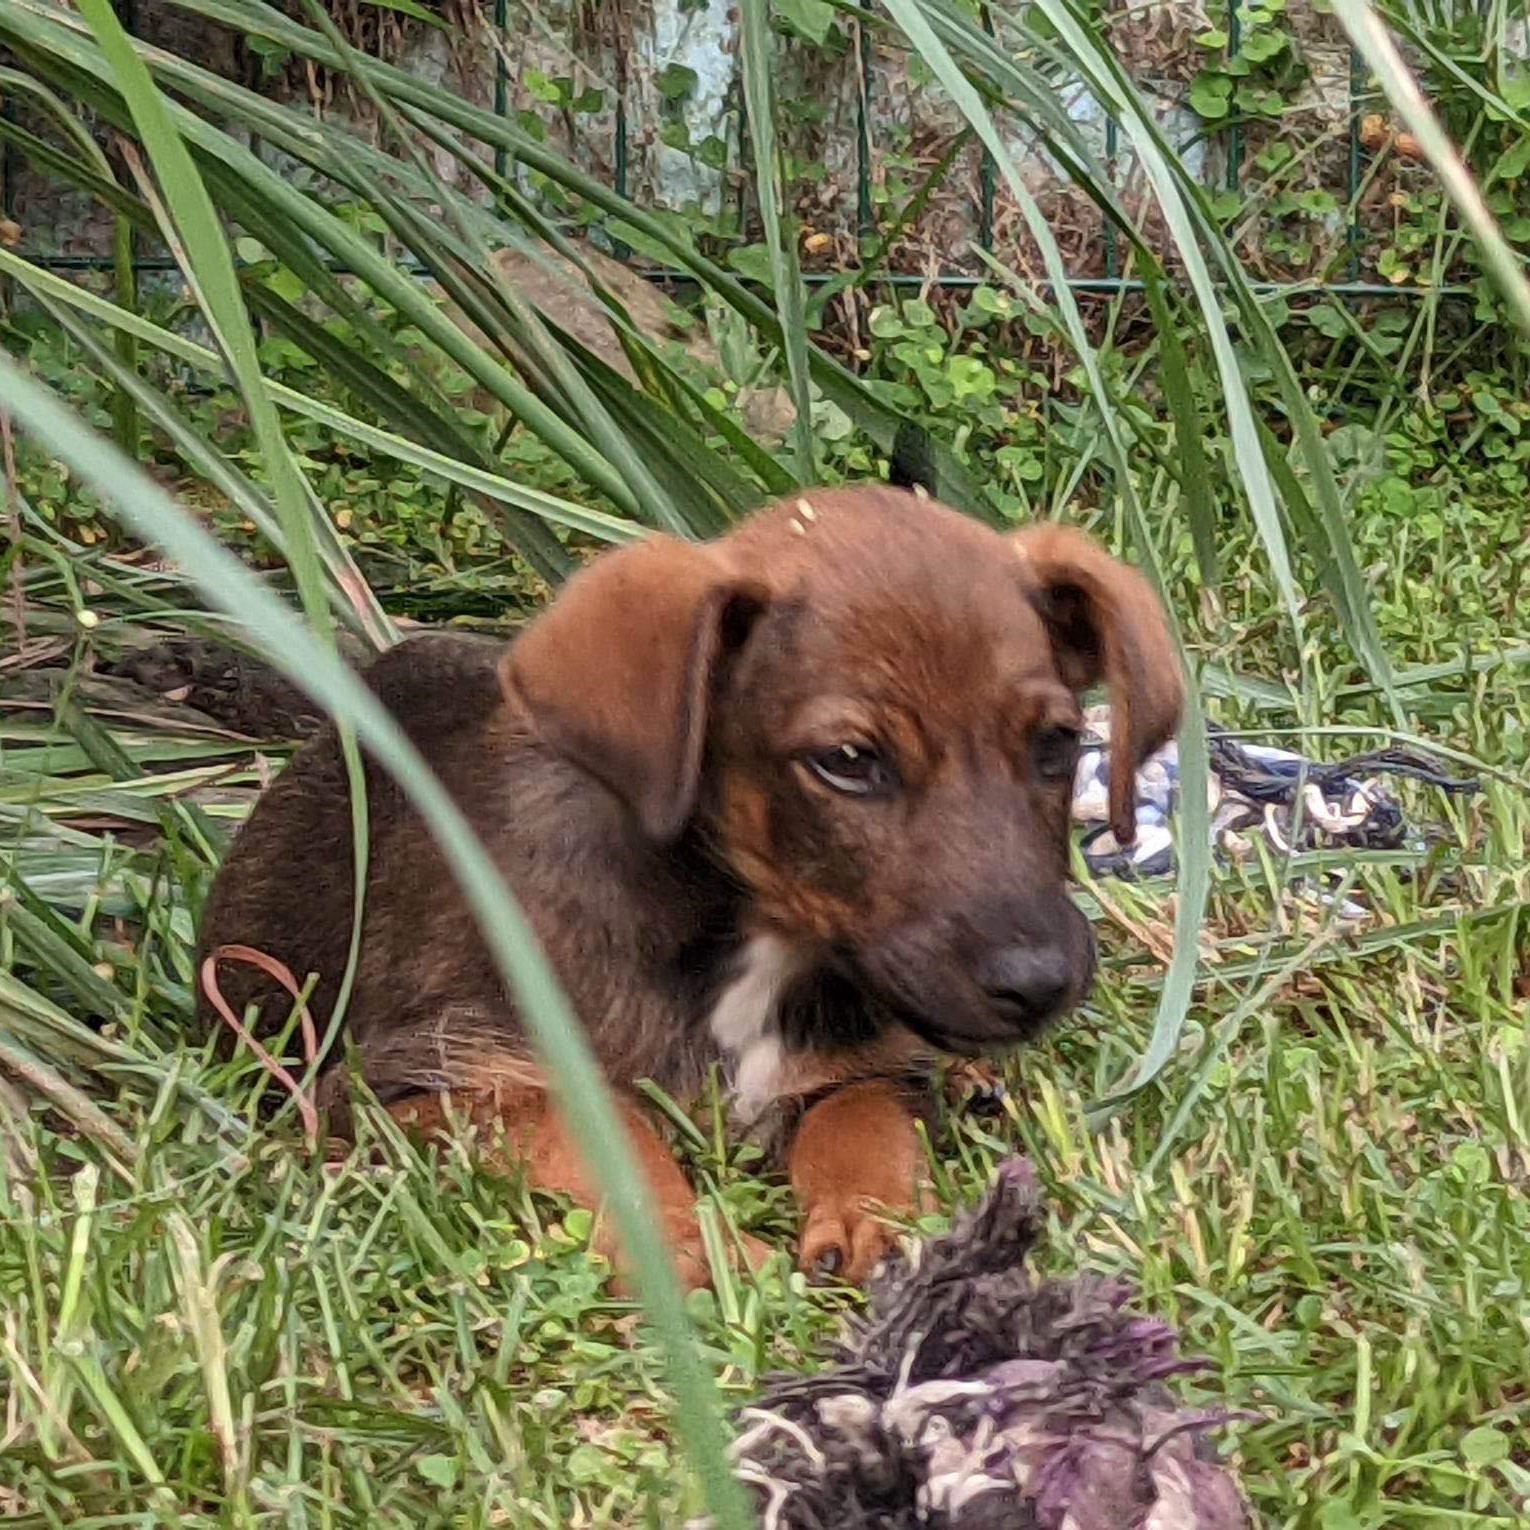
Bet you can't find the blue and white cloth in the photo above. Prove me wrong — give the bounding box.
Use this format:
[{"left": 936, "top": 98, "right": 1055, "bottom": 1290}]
[{"left": 1071, "top": 706, "right": 1478, "bottom": 918}]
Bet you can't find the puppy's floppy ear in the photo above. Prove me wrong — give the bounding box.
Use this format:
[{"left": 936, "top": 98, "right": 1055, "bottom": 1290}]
[
  {"left": 501, "top": 535, "right": 767, "bottom": 841},
  {"left": 1012, "top": 524, "right": 1184, "bottom": 845}
]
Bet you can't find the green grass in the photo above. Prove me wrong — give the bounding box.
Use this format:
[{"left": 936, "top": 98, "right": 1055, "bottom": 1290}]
[
  {"left": 2, "top": 430, "right": 1528, "bottom": 1525},
  {"left": 3, "top": 0, "right": 1530, "bottom": 1520}
]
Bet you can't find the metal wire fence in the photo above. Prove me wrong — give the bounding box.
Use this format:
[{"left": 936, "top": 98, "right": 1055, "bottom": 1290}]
[
  {"left": 0, "top": 0, "right": 1481, "bottom": 302},
  {"left": 492, "top": 0, "right": 1473, "bottom": 302}
]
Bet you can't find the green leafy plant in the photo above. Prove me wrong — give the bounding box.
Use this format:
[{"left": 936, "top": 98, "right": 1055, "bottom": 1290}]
[{"left": 1188, "top": 0, "right": 1301, "bottom": 123}]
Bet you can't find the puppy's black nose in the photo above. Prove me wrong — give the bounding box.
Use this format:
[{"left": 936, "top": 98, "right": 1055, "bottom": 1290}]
[{"left": 978, "top": 945, "right": 1073, "bottom": 1021}]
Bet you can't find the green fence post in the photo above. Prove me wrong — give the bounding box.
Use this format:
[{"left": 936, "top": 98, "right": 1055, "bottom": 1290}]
[
  {"left": 978, "top": 3, "right": 996, "bottom": 256},
  {"left": 857, "top": 14, "right": 874, "bottom": 242},
  {"left": 1105, "top": 116, "right": 1119, "bottom": 281},
  {"left": 494, "top": 0, "right": 508, "bottom": 181},
  {"left": 1226, "top": 0, "right": 1242, "bottom": 199},
  {"left": 1347, "top": 43, "right": 1362, "bottom": 279}
]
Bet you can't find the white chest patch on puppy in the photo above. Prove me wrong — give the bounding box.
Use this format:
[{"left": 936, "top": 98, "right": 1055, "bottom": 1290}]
[{"left": 708, "top": 933, "right": 807, "bottom": 1123}]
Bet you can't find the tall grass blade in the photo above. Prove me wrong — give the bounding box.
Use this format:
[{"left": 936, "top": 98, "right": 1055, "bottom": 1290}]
[
  {"left": 986, "top": 0, "right": 1305, "bottom": 646},
  {"left": 76, "top": 0, "right": 381, "bottom": 1083},
  {"left": 1087, "top": 675, "right": 1212, "bottom": 1121},
  {"left": 0, "top": 351, "right": 752, "bottom": 1530},
  {"left": 739, "top": 0, "right": 816, "bottom": 482},
  {"left": 922, "top": 0, "right": 1395, "bottom": 698},
  {"left": 1142, "top": 270, "right": 1219, "bottom": 589},
  {"left": 302, "top": 0, "right": 687, "bottom": 540},
  {"left": 0, "top": 246, "right": 642, "bottom": 547},
  {"left": 0, "top": 67, "right": 139, "bottom": 453},
  {"left": 20, "top": 0, "right": 983, "bottom": 506},
  {"left": 75, "top": 0, "right": 352, "bottom": 648}
]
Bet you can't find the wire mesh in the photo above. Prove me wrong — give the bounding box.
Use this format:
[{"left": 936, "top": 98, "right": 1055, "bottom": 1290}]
[{"left": 0, "top": 0, "right": 1474, "bottom": 303}]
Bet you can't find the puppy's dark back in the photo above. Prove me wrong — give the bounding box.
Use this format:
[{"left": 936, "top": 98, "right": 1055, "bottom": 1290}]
[
  {"left": 195, "top": 632, "right": 739, "bottom": 1102},
  {"left": 194, "top": 636, "right": 506, "bottom": 1058}
]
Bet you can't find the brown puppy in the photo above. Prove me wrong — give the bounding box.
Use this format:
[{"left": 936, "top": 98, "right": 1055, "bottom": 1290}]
[{"left": 196, "top": 487, "right": 1181, "bottom": 1285}]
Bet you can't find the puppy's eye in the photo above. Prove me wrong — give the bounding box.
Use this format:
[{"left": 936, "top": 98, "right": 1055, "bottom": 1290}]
[
  {"left": 1032, "top": 725, "right": 1081, "bottom": 783},
  {"left": 804, "top": 744, "right": 896, "bottom": 798}
]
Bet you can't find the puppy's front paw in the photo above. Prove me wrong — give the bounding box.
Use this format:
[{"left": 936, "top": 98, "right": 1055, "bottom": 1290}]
[{"left": 798, "top": 1197, "right": 903, "bottom": 1284}]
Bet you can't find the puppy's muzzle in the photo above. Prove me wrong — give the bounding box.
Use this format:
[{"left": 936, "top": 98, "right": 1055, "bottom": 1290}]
[
  {"left": 975, "top": 942, "right": 1075, "bottom": 1029},
  {"left": 860, "top": 899, "right": 1095, "bottom": 1055}
]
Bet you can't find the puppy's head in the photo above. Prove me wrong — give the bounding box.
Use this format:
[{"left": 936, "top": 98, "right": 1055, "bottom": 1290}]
[{"left": 501, "top": 489, "right": 1182, "bottom": 1055}]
